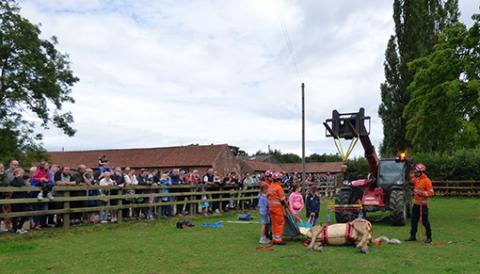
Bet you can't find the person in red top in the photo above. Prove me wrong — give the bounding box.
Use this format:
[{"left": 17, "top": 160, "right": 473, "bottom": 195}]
[
  {"left": 267, "top": 171, "right": 287, "bottom": 245},
  {"left": 33, "top": 161, "right": 54, "bottom": 200},
  {"left": 406, "top": 163, "right": 434, "bottom": 243}
]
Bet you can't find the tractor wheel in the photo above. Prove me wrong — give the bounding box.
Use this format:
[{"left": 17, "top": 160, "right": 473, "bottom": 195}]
[
  {"left": 334, "top": 189, "right": 357, "bottom": 223},
  {"left": 390, "top": 190, "right": 407, "bottom": 226}
]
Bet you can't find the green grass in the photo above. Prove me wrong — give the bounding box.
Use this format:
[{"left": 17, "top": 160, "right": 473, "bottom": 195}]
[{"left": 0, "top": 198, "right": 479, "bottom": 274}]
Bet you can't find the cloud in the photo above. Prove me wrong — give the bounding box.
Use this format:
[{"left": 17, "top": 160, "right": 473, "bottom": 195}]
[{"left": 17, "top": 0, "right": 478, "bottom": 157}]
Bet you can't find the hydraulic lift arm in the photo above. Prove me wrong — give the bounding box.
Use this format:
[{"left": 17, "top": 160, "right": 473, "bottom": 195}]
[{"left": 324, "top": 108, "right": 379, "bottom": 178}]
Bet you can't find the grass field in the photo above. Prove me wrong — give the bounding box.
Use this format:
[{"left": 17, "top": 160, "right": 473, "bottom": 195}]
[{"left": 0, "top": 197, "right": 479, "bottom": 274}]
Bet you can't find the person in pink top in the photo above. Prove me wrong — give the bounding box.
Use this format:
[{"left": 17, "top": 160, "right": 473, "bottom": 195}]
[{"left": 288, "top": 183, "right": 304, "bottom": 222}]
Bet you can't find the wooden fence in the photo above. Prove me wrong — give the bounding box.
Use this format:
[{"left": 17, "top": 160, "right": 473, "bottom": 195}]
[
  {"left": 432, "top": 180, "right": 480, "bottom": 196},
  {"left": 0, "top": 184, "right": 261, "bottom": 228},
  {"left": 0, "top": 182, "right": 336, "bottom": 229}
]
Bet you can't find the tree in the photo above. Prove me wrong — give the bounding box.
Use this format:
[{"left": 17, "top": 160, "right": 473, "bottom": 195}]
[
  {"left": 378, "top": 0, "right": 459, "bottom": 156},
  {"left": 0, "top": 0, "right": 78, "bottom": 164},
  {"left": 404, "top": 12, "right": 480, "bottom": 152},
  {"left": 306, "top": 153, "right": 342, "bottom": 162},
  {"left": 270, "top": 149, "right": 302, "bottom": 163}
]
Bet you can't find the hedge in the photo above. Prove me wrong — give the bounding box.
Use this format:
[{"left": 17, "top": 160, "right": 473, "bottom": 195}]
[{"left": 345, "top": 148, "right": 480, "bottom": 181}]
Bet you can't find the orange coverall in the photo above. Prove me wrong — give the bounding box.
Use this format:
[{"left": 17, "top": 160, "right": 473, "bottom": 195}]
[
  {"left": 267, "top": 181, "right": 286, "bottom": 243},
  {"left": 410, "top": 174, "right": 434, "bottom": 205}
]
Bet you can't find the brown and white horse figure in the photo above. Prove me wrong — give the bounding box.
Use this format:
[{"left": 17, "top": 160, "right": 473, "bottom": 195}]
[{"left": 303, "top": 219, "right": 374, "bottom": 254}]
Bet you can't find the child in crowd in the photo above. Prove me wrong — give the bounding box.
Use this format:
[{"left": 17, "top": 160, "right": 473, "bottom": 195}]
[
  {"left": 306, "top": 186, "right": 321, "bottom": 226},
  {"left": 99, "top": 172, "right": 114, "bottom": 223},
  {"left": 258, "top": 184, "right": 270, "bottom": 244},
  {"left": 98, "top": 155, "right": 108, "bottom": 173},
  {"left": 33, "top": 161, "right": 54, "bottom": 200},
  {"left": 11, "top": 168, "right": 28, "bottom": 234},
  {"left": 200, "top": 185, "right": 209, "bottom": 216},
  {"left": 288, "top": 184, "right": 304, "bottom": 222}
]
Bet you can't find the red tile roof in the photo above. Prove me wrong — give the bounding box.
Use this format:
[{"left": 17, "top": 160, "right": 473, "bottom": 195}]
[
  {"left": 241, "top": 160, "right": 346, "bottom": 174},
  {"left": 48, "top": 144, "right": 230, "bottom": 169},
  {"left": 281, "top": 162, "right": 347, "bottom": 173},
  {"left": 241, "top": 160, "right": 284, "bottom": 172}
]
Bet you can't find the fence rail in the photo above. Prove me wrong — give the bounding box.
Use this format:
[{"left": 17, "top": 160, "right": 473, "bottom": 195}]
[{"left": 432, "top": 180, "right": 480, "bottom": 196}]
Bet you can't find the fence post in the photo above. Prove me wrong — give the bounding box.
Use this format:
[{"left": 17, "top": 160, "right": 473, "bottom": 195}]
[
  {"left": 236, "top": 186, "right": 241, "bottom": 211},
  {"left": 117, "top": 187, "right": 123, "bottom": 224},
  {"left": 191, "top": 186, "right": 196, "bottom": 216},
  {"left": 63, "top": 189, "right": 70, "bottom": 229}
]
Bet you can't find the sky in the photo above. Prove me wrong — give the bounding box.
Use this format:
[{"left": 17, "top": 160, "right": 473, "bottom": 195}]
[{"left": 18, "top": 0, "right": 479, "bottom": 156}]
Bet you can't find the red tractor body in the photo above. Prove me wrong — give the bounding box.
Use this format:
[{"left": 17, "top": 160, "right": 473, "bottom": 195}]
[{"left": 324, "top": 108, "right": 411, "bottom": 226}]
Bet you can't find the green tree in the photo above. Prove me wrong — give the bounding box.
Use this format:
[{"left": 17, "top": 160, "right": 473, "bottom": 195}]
[
  {"left": 270, "top": 149, "right": 301, "bottom": 163},
  {"left": 0, "top": 0, "right": 78, "bottom": 164},
  {"left": 345, "top": 157, "right": 369, "bottom": 181},
  {"left": 404, "top": 12, "right": 480, "bottom": 152},
  {"left": 306, "top": 153, "right": 342, "bottom": 162},
  {"left": 379, "top": 0, "right": 459, "bottom": 156}
]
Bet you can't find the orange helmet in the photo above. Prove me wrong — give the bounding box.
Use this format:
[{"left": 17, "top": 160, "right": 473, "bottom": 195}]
[{"left": 415, "top": 163, "right": 426, "bottom": 173}]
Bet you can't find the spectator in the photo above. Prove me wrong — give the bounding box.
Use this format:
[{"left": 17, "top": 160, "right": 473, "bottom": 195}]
[
  {"left": 71, "top": 165, "right": 88, "bottom": 224},
  {"left": 99, "top": 172, "right": 114, "bottom": 223},
  {"left": 49, "top": 164, "right": 59, "bottom": 183},
  {"left": 46, "top": 165, "right": 59, "bottom": 227},
  {"left": 2, "top": 161, "right": 18, "bottom": 232},
  {"left": 123, "top": 168, "right": 138, "bottom": 219},
  {"left": 84, "top": 168, "right": 100, "bottom": 223},
  {"left": 33, "top": 161, "right": 54, "bottom": 200},
  {"left": 288, "top": 183, "right": 304, "bottom": 223},
  {"left": 0, "top": 164, "right": 9, "bottom": 233},
  {"left": 306, "top": 186, "right": 321, "bottom": 226},
  {"left": 186, "top": 170, "right": 200, "bottom": 185},
  {"left": 97, "top": 161, "right": 113, "bottom": 181},
  {"left": 170, "top": 169, "right": 185, "bottom": 215},
  {"left": 223, "top": 172, "right": 239, "bottom": 210},
  {"left": 30, "top": 161, "right": 54, "bottom": 229},
  {"left": 53, "top": 166, "right": 76, "bottom": 226},
  {"left": 159, "top": 173, "right": 172, "bottom": 217},
  {"left": 98, "top": 155, "right": 109, "bottom": 173},
  {"left": 203, "top": 168, "right": 219, "bottom": 214},
  {"left": 241, "top": 173, "right": 256, "bottom": 209},
  {"left": 199, "top": 185, "right": 209, "bottom": 216},
  {"left": 5, "top": 160, "right": 19, "bottom": 184},
  {"left": 109, "top": 167, "right": 124, "bottom": 222},
  {"left": 137, "top": 169, "right": 154, "bottom": 220},
  {"left": 10, "top": 168, "right": 28, "bottom": 234}
]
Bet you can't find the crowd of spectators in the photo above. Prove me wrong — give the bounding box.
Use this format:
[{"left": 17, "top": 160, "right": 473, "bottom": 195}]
[{"left": 0, "top": 156, "right": 336, "bottom": 234}]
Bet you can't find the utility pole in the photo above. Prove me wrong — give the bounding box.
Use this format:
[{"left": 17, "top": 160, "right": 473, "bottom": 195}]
[{"left": 301, "top": 83, "right": 306, "bottom": 188}]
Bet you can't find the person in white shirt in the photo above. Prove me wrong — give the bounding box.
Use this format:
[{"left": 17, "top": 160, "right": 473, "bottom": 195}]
[{"left": 99, "top": 172, "right": 114, "bottom": 223}]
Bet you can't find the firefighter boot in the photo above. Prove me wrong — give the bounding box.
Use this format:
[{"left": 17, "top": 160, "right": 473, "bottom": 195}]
[{"left": 405, "top": 235, "right": 417, "bottom": 242}]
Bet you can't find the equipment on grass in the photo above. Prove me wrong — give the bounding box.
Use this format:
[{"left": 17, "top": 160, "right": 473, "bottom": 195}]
[
  {"left": 238, "top": 214, "right": 252, "bottom": 221},
  {"left": 323, "top": 108, "right": 412, "bottom": 226},
  {"left": 223, "top": 221, "right": 260, "bottom": 224},
  {"left": 201, "top": 221, "right": 224, "bottom": 228},
  {"left": 176, "top": 220, "right": 195, "bottom": 229},
  {"left": 266, "top": 209, "right": 301, "bottom": 240}
]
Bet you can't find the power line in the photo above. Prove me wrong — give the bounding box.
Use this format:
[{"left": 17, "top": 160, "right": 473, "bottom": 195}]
[{"left": 273, "top": 0, "right": 302, "bottom": 82}]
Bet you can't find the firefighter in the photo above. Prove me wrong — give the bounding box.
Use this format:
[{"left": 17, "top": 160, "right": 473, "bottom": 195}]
[
  {"left": 406, "top": 163, "right": 434, "bottom": 243},
  {"left": 267, "top": 171, "right": 287, "bottom": 245}
]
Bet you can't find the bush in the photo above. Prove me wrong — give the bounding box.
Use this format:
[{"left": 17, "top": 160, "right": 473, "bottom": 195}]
[
  {"left": 344, "top": 148, "right": 480, "bottom": 181},
  {"left": 411, "top": 148, "right": 480, "bottom": 180},
  {"left": 345, "top": 157, "right": 370, "bottom": 181}
]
